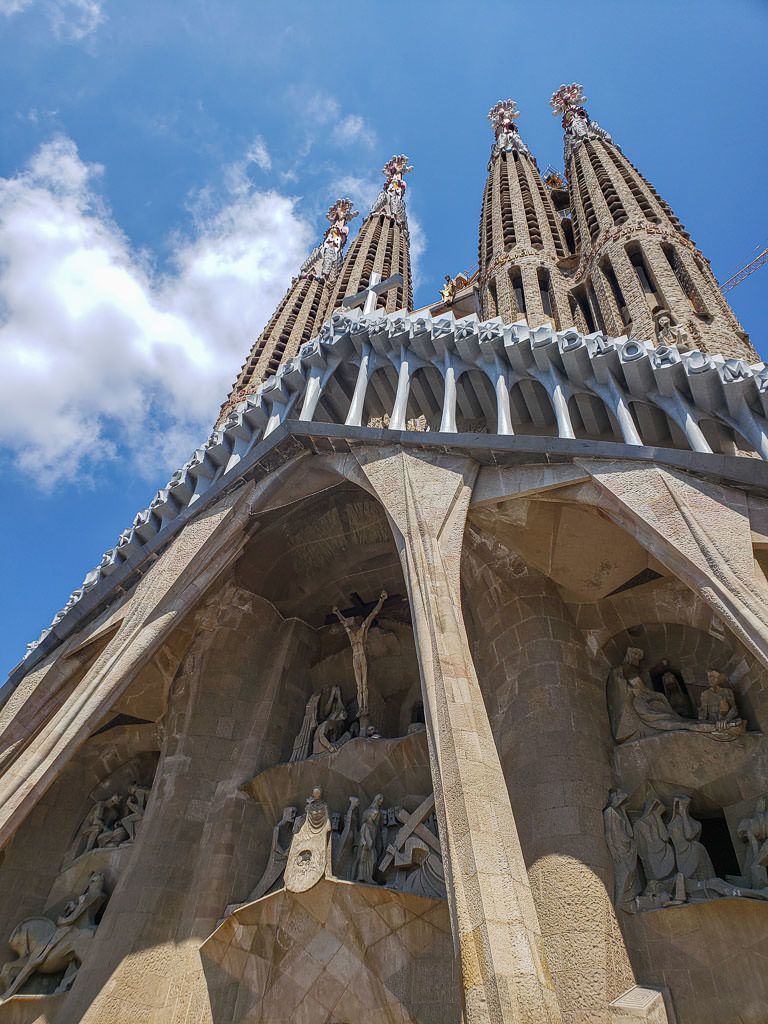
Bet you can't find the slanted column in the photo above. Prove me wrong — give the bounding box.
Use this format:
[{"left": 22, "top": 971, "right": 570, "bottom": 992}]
[
  {"left": 346, "top": 449, "right": 562, "bottom": 1024},
  {"left": 345, "top": 343, "right": 374, "bottom": 426},
  {"left": 389, "top": 347, "right": 412, "bottom": 430}
]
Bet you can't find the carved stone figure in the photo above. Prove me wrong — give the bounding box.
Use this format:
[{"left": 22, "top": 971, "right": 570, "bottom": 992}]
[
  {"left": 355, "top": 794, "right": 384, "bottom": 884},
  {"left": 379, "top": 794, "right": 445, "bottom": 898},
  {"left": 655, "top": 312, "right": 691, "bottom": 352},
  {"left": 737, "top": 797, "right": 768, "bottom": 889},
  {"left": 635, "top": 797, "right": 675, "bottom": 885},
  {"left": 312, "top": 706, "right": 352, "bottom": 756},
  {"left": 289, "top": 693, "right": 322, "bottom": 763},
  {"left": 120, "top": 784, "right": 149, "bottom": 842},
  {"left": 96, "top": 794, "right": 129, "bottom": 847},
  {"left": 0, "top": 873, "right": 107, "bottom": 1000},
  {"left": 603, "top": 789, "right": 641, "bottom": 911},
  {"left": 284, "top": 787, "right": 332, "bottom": 893},
  {"left": 247, "top": 806, "right": 297, "bottom": 902},
  {"left": 667, "top": 795, "right": 715, "bottom": 880},
  {"left": 290, "top": 686, "right": 347, "bottom": 762},
  {"left": 613, "top": 647, "right": 743, "bottom": 742},
  {"left": 440, "top": 275, "right": 456, "bottom": 304},
  {"left": 332, "top": 593, "right": 387, "bottom": 723},
  {"left": 698, "top": 670, "right": 743, "bottom": 731}
]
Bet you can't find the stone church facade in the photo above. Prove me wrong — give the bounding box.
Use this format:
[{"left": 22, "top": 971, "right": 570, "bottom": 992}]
[{"left": 1, "top": 86, "right": 767, "bottom": 1024}]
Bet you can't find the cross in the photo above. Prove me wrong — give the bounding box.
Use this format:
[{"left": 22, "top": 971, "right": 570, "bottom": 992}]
[
  {"left": 342, "top": 271, "right": 403, "bottom": 316},
  {"left": 378, "top": 794, "right": 441, "bottom": 873}
]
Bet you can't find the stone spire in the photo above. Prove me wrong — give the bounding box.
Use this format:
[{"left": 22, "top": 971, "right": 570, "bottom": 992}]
[
  {"left": 323, "top": 155, "right": 414, "bottom": 316},
  {"left": 550, "top": 83, "right": 755, "bottom": 358},
  {"left": 478, "top": 100, "right": 571, "bottom": 328},
  {"left": 215, "top": 198, "right": 358, "bottom": 426}
]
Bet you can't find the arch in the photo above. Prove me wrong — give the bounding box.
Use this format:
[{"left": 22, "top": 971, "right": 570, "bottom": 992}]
[
  {"left": 406, "top": 365, "right": 443, "bottom": 428},
  {"left": 508, "top": 378, "right": 557, "bottom": 435},
  {"left": 699, "top": 418, "right": 758, "bottom": 458},
  {"left": 361, "top": 365, "right": 400, "bottom": 427},
  {"left": 567, "top": 392, "right": 618, "bottom": 441},
  {"left": 455, "top": 369, "right": 498, "bottom": 433},
  {"left": 627, "top": 400, "right": 686, "bottom": 448},
  {"left": 312, "top": 362, "right": 357, "bottom": 425}
]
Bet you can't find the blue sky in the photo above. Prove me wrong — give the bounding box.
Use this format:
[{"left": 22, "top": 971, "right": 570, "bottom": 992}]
[{"left": 0, "top": 0, "right": 766, "bottom": 674}]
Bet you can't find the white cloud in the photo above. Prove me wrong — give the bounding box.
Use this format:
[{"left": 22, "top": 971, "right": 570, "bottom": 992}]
[
  {"left": 224, "top": 135, "right": 272, "bottom": 195},
  {"left": 245, "top": 136, "right": 271, "bottom": 171},
  {"left": 306, "top": 93, "right": 341, "bottom": 125},
  {"left": 0, "top": 136, "right": 314, "bottom": 485},
  {"left": 1, "top": 0, "right": 106, "bottom": 39},
  {"left": 333, "top": 114, "right": 376, "bottom": 149},
  {"left": 329, "top": 174, "right": 381, "bottom": 210}
]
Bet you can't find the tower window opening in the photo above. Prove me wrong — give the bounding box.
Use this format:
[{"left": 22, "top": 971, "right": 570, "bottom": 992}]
[
  {"left": 519, "top": 171, "right": 543, "bottom": 249},
  {"left": 662, "top": 243, "right": 710, "bottom": 317},
  {"left": 510, "top": 268, "right": 526, "bottom": 316},
  {"left": 534, "top": 174, "right": 566, "bottom": 258},
  {"left": 487, "top": 278, "right": 499, "bottom": 318},
  {"left": 537, "top": 269, "right": 553, "bottom": 319},
  {"left": 586, "top": 279, "right": 606, "bottom": 333},
  {"left": 586, "top": 143, "right": 627, "bottom": 225},
  {"left": 568, "top": 294, "right": 589, "bottom": 334},
  {"left": 627, "top": 244, "right": 664, "bottom": 309},
  {"left": 600, "top": 258, "right": 631, "bottom": 327},
  {"left": 571, "top": 286, "right": 596, "bottom": 333},
  {"left": 575, "top": 156, "right": 599, "bottom": 242},
  {"left": 483, "top": 178, "right": 494, "bottom": 264},
  {"left": 500, "top": 158, "right": 516, "bottom": 250},
  {"left": 602, "top": 146, "right": 659, "bottom": 223}
]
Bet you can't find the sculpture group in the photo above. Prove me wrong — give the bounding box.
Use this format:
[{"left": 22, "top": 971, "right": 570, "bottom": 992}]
[
  {"left": 610, "top": 647, "right": 746, "bottom": 744},
  {"left": 289, "top": 594, "right": 388, "bottom": 761},
  {"left": 246, "top": 785, "right": 445, "bottom": 903},
  {"left": 604, "top": 789, "right": 768, "bottom": 914},
  {"left": 64, "top": 784, "right": 150, "bottom": 866}
]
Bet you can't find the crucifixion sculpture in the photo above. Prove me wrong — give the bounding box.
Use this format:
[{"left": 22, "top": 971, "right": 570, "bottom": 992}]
[{"left": 332, "top": 591, "right": 387, "bottom": 727}]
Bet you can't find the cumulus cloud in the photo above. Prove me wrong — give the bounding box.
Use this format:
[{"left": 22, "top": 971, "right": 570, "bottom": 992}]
[
  {"left": 0, "top": 136, "right": 314, "bottom": 485},
  {"left": 333, "top": 114, "right": 376, "bottom": 149},
  {"left": 1, "top": 0, "right": 106, "bottom": 39}
]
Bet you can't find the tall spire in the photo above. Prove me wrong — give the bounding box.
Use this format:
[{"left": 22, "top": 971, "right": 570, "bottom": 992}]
[
  {"left": 478, "top": 99, "right": 571, "bottom": 328},
  {"left": 216, "top": 197, "right": 357, "bottom": 426},
  {"left": 323, "top": 155, "right": 414, "bottom": 316},
  {"left": 551, "top": 83, "right": 755, "bottom": 359}
]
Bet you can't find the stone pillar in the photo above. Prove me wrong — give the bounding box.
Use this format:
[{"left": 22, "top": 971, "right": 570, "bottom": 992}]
[{"left": 345, "top": 448, "right": 562, "bottom": 1024}]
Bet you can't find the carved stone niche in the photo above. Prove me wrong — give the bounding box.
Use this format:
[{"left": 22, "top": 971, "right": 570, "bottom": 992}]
[{"left": 60, "top": 750, "right": 159, "bottom": 873}]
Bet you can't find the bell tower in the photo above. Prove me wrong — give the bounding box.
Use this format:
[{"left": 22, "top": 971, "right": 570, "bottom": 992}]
[
  {"left": 551, "top": 83, "right": 755, "bottom": 359},
  {"left": 216, "top": 198, "right": 358, "bottom": 425},
  {"left": 323, "top": 155, "right": 414, "bottom": 316},
  {"left": 478, "top": 100, "right": 572, "bottom": 329}
]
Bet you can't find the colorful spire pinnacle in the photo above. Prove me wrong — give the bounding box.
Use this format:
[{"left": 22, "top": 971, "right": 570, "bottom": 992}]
[
  {"left": 549, "top": 82, "right": 612, "bottom": 157},
  {"left": 487, "top": 98, "right": 529, "bottom": 160},
  {"left": 370, "top": 155, "right": 413, "bottom": 221},
  {"left": 300, "top": 196, "right": 358, "bottom": 280}
]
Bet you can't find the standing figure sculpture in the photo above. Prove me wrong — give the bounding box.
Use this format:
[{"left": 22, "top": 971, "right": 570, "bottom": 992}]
[
  {"left": 332, "top": 592, "right": 387, "bottom": 729},
  {"left": 355, "top": 794, "right": 385, "bottom": 884},
  {"left": 667, "top": 795, "right": 714, "bottom": 881},
  {"left": 603, "top": 789, "right": 641, "bottom": 912}
]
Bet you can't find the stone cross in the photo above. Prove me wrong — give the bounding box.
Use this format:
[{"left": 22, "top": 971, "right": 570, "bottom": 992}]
[{"left": 342, "top": 271, "right": 403, "bottom": 316}]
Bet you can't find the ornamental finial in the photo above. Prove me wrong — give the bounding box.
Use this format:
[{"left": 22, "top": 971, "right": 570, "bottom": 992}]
[
  {"left": 487, "top": 98, "right": 529, "bottom": 161},
  {"left": 299, "top": 196, "right": 358, "bottom": 281},
  {"left": 549, "top": 83, "right": 612, "bottom": 157},
  {"left": 370, "top": 155, "right": 413, "bottom": 221}
]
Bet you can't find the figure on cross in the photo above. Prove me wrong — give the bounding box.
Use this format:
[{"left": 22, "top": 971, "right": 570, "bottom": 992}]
[{"left": 332, "top": 591, "right": 387, "bottom": 723}]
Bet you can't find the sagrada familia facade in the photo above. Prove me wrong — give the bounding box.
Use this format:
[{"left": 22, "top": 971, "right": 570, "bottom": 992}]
[{"left": 0, "top": 85, "right": 766, "bottom": 1024}]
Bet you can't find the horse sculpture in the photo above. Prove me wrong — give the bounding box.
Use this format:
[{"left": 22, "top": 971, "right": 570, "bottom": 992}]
[{"left": 0, "top": 872, "right": 106, "bottom": 1000}]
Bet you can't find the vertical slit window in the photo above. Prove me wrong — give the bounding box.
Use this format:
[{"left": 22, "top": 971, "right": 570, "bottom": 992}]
[
  {"left": 662, "top": 243, "right": 709, "bottom": 316},
  {"left": 627, "top": 244, "right": 663, "bottom": 308},
  {"left": 537, "top": 269, "right": 553, "bottom": 319},
  {"left": 600, "top": 258, "right": 631, "bottom": 327},
  {"left": 487, "top": 278, "right": 499, "bottom": 318},
  {"left": 500, "top": 156, "right": 516, "bottom": 250},
  {"left": 510, "top": 268, "right": 526, "bottom": 316}
]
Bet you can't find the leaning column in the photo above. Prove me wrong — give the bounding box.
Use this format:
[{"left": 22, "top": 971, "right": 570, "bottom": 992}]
[{"left": 345, "top": 447, "right": 562, "bottom": 1024}]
